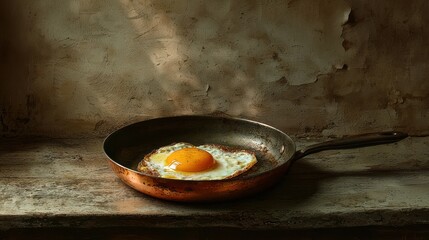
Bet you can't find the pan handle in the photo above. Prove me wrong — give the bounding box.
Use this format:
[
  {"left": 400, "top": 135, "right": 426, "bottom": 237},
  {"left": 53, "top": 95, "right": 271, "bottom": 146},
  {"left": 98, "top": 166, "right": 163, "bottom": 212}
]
[{"left": 293, "top": 131, "right": 408, "bottom": 161}]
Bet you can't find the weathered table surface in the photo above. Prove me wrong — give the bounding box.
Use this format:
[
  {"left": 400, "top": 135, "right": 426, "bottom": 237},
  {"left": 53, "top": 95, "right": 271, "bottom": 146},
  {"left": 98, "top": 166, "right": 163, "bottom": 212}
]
[{"left": 1, "top": 136, "right": 428, "bottom": 230}]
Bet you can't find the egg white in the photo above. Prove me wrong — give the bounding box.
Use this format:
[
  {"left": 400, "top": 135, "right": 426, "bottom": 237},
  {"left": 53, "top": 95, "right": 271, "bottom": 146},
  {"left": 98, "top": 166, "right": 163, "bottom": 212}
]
[{"left": 138, "top": 142, "right": 257, "bottom": 180}]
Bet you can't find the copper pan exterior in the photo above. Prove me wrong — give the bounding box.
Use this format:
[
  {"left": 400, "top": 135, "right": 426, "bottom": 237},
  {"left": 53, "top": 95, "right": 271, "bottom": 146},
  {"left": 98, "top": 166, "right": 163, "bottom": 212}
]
[{"left": 107, "top": 159, "right": 292, "bottom": 202}]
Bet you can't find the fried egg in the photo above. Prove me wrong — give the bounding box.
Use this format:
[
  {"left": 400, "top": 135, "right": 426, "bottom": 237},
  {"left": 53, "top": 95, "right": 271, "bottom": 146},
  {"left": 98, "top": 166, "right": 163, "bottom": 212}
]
[{"left": 137, "top": 142, "right": 257, "bottom": 180}]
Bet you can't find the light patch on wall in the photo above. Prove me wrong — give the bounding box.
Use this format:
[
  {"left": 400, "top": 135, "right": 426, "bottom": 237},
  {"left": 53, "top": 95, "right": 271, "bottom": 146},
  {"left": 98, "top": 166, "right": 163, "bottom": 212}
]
[
  {"left": 114, "top": 0, "right": 352, "bottom": 120},
  {"left": 121, "top": 0, "right": 352, "bottom": 87}
]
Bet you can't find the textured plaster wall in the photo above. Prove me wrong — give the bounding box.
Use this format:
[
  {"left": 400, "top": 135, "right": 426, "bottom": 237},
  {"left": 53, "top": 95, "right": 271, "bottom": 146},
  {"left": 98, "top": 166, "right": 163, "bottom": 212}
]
[{"left": 0, "top": 0, "right": 428, "bottom": 137}]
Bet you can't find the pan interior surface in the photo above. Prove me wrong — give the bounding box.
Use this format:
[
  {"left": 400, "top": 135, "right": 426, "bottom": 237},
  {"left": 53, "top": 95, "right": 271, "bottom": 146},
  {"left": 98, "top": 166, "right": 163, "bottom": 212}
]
[{"left": 103, "top": 116, "right": 295, "bottom": 179}]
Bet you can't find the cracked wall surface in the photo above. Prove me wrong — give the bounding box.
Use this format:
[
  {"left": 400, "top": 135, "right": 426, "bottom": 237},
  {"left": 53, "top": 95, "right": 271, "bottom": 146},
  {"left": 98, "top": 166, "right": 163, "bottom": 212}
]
[{"left": 0, "top": 0, "right": 428, "bottom": 137}]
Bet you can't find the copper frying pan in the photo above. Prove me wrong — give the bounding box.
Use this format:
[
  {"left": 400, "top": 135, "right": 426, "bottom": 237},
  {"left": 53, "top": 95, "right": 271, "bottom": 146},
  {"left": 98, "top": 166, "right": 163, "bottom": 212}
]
[{"left": 103, "top": 115, "right": 407, "bottom": 202}]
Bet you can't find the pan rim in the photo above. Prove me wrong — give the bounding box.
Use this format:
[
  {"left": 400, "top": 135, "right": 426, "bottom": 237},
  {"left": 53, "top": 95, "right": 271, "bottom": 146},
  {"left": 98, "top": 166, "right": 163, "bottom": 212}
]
[{"left": 102, "top": 114, "right": 297, "bottom": 183}]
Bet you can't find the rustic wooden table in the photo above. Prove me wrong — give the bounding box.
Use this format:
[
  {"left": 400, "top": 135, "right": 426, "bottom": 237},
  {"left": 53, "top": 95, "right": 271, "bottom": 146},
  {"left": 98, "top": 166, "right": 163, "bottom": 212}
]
[{"left": 0, "top": 136, "right": 428, "bottom": 239}]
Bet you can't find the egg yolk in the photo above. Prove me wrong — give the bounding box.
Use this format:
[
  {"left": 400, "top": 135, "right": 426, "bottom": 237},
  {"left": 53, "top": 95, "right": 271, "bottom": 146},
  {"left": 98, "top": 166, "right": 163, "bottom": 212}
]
[{"left": 166, "top": 148, "right": 215, "bottom": 172}]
